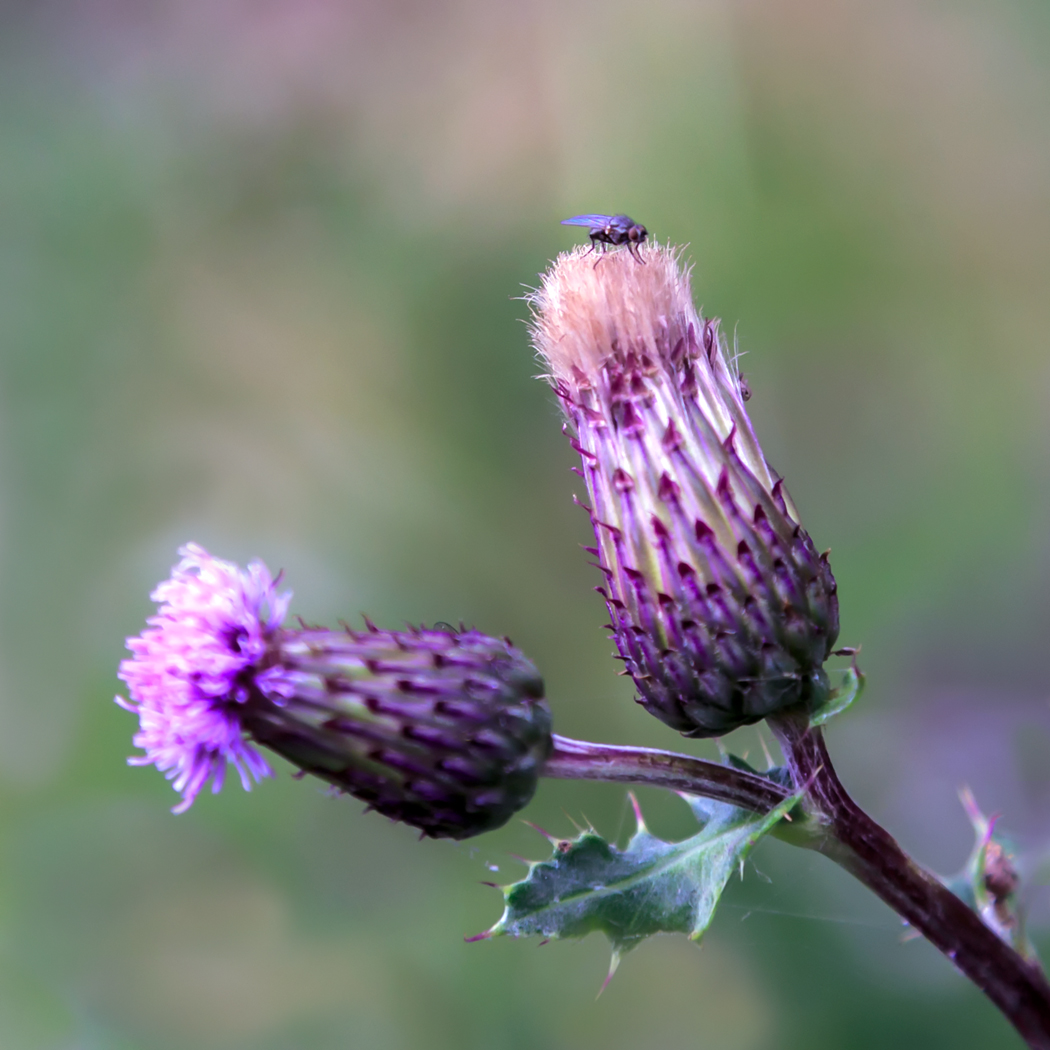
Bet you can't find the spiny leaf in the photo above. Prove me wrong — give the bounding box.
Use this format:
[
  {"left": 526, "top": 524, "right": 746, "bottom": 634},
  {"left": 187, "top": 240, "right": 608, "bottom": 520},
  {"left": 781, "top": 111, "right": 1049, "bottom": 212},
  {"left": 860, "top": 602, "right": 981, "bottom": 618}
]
[
  {"left": 717, "top": 753, "right": 826, "bottom": 849},
  {"left": 485, "top": 788, "right": 800, "bottom": 960}
]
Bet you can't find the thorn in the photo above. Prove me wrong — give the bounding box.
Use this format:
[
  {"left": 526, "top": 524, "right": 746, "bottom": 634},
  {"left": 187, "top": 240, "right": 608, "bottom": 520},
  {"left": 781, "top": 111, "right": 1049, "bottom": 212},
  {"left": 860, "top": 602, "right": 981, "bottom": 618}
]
[
  {"left": 598, "top": 951, "right": 622, "bottom": 998},
  {"left": 568, "top": 437, "right": 597, "bottom": 461},
  {"left": 522, "top": 820, "right": 559, "bottom": 843},
  {"left": 756, "top": 727, "right": 775, "bottom": 771},
  {"left": 464, "top": 931, "right": 492, "bottom": 943},
  {"left": 479, "top": 881, "right": 500, "bottom": 888},
  {"left": 628, "top": 791, "right": 647, "bottom": 833},
  {"left": 561, "top": 810, "right": 587, "bottom": 833},
  {"left": 538, "top": 938, "right": 550, "bottom": 947}
]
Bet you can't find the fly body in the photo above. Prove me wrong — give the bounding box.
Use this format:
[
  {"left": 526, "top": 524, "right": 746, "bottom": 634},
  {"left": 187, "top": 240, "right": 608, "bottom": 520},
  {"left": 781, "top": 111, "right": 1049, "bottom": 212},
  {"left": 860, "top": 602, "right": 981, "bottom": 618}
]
[{"left": 560, "top": 213, "right": 648, "bottom": 263}]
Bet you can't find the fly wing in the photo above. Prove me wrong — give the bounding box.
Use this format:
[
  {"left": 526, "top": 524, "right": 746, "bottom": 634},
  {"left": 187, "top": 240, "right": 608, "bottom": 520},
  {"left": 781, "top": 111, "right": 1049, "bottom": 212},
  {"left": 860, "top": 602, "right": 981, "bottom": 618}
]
[{"left": 560, "top": 214, "right": 613, "bottom": 228}]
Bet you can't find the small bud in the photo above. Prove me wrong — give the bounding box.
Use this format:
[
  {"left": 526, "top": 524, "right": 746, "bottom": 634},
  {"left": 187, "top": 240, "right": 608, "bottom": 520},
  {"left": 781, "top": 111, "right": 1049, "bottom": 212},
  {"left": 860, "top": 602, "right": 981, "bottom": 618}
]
[
  {"left": 117, "top": 544, "right": 553, "bottom": 839},
  {"left": 530, "top": 246, "right": 839, "bottom": 737},
  {"left": 984, "top": 841, "right": 1021, "bottom": 903},
  {"left": 955, "top": 787, "right": 1033, "bottom": 956}
]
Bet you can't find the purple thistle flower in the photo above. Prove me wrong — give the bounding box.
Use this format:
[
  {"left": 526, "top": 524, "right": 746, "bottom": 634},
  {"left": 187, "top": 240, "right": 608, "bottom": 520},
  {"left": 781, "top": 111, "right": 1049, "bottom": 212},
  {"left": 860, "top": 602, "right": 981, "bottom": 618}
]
[
  {"left": 118, "top": 545, "right": 553, "bottom": 838},
  {"left": 530, "top": 245, "right": 839, "bottom": 737},
  {"left": 117, "top": 543, "right": 289, "bottom": 813}
]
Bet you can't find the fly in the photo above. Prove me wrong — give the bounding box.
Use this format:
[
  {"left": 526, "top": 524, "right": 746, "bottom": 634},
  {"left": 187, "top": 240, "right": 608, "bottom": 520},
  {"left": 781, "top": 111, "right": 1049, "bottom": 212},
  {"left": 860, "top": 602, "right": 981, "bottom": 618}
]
[{"left": 560, "top": 213, "right": 648, "bottom": 264}]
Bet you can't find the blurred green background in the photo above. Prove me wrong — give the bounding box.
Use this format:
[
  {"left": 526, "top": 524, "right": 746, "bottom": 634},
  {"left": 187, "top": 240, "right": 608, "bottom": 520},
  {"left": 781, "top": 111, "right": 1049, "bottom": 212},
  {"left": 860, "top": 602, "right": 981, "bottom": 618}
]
[{"left": 2, "top": 0, "right": 1050, "bottom": 1047}]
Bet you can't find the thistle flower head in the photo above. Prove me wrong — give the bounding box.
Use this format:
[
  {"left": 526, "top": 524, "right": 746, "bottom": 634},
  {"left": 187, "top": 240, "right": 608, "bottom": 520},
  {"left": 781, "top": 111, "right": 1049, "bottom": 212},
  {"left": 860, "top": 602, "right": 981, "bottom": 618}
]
[
  {"left": 117, "top": 543, "right": 287, "bottom": 813},
  {"left": 118, "top": 546, "right": 553, "bottom": 837},
  {"left": 531, "top": 245, "right": 839, "bottom": 737}
]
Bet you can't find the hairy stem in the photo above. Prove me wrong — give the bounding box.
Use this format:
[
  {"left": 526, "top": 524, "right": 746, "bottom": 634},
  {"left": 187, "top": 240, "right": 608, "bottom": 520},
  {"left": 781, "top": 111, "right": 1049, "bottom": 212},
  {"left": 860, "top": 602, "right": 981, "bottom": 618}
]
[
  {"left": 768, "top": 710, "right": 1050, "bottom": 1050},
  {"left": 543, "top": 734, "right": 789, "bottom": 813}
]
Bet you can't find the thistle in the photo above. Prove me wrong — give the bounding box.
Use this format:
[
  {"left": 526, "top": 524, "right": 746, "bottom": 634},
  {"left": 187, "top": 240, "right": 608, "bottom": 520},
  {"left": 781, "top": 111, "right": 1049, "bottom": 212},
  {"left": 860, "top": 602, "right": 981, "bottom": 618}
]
[
  {"left": 117, "top": 544, "right": 553, "bottom": 839},
  {"left": 530, "top": 245, "right": 839, "bottom": 737}
]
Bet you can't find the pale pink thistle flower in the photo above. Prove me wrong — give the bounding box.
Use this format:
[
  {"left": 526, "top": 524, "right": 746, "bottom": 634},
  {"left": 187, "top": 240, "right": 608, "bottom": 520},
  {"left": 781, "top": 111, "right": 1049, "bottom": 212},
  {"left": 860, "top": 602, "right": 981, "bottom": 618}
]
[{"left": 530, "top": 245, "right": 839, "bottom": 736}]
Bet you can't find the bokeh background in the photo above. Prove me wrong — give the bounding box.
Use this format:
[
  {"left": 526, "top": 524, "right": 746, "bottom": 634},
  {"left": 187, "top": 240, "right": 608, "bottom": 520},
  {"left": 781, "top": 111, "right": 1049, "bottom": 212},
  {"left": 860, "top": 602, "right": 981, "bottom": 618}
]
[{"left": 2, "top": 0, "right": 1050, "bottom": 1047}]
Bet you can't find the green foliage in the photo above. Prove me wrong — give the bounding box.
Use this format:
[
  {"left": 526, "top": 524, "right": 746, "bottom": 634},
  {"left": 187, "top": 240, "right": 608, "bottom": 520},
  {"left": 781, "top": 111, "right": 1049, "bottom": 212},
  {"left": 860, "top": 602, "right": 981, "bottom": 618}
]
[
  {"left": 809, "top": 660, "right": 865, "bottom": 728},
  {"left": 485, "top": 789, "right": 800, "bottom": 977}
]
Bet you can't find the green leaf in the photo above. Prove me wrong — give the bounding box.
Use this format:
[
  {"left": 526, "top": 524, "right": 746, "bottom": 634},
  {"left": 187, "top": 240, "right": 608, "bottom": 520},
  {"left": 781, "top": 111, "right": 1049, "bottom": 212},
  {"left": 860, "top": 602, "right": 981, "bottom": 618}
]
[
  {"left": 484, "top": 789, "right": 800, "bottom": 971},
  {"left": 809, "top": 661, "right": 865, "bottom": 727}
]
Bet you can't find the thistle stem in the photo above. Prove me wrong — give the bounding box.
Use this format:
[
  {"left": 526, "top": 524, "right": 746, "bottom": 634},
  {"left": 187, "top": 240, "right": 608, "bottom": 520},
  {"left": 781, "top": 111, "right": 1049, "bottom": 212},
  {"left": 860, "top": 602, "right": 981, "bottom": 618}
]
[
  {"left": 768, "top": 710, "right": 1050, "bottom": 1050},
  {"left": 542, "top": 734, "right": 790, "bottom": 813}
]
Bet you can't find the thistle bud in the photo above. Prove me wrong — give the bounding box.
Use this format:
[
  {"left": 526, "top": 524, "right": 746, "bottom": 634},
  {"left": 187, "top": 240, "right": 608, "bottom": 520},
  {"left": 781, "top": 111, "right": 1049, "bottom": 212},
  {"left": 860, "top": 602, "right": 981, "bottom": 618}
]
[
  {"left": 530, "top": 245, "right": 838, "bottom": 737},
  {"left": 117, "top": 544, "right": 552, "bottom": 839}
]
